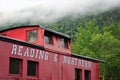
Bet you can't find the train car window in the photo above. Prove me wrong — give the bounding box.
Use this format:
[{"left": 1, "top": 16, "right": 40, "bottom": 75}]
[
  {"left": 44, "top": 32, "right": 53, "bottom": 44},
  {"left": 27, "top": 30, "right": 38, "bottom": 42},
  {"left": 85, "top": 70, "right": 91, "bottom": 80},
  {"left": 9, "top": 58, "right": 22, "bottom": 74},
  {"left": 27, "top": 61, "right": 38, "bottom": 76},
  {"left": 60, "top": 38, "right": 68, "bottom": 48},
  {"left": 75, "top": 69, "right": 82, "bottom": 80}
]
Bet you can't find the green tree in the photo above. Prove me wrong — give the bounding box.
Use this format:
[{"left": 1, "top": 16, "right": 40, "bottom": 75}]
[
  {"left": 104, "top": 24, "right": 120, "bottom": 40},
  {"left": 71, "top": 22, "right": 120, "bottom": 80},
  {"left": 90, "top": 31, "right": 120, "bottom": 80},
  {"left": 71, "top": 21, "right": 99, "bottom": 56}
]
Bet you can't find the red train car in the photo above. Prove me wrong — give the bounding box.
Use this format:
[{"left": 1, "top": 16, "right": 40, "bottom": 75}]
[{"left": 0, "top": 25, "right": 102, "bottom": 80}]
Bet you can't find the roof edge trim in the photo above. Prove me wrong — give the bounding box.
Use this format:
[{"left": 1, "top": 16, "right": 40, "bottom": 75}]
[{"left": 72, "top": 53, "right": 105, "bottom": 63}]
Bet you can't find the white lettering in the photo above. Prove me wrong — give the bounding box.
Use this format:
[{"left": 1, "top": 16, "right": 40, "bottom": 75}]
[
  {"left": 71, "top": 58, "right": 75, "bottom": 65},
  {"left": 11, "top": 44, "right": 92, "bottom": 69},
  {"left": 78, "top": 59, "right": 81, "bottom": 66},
  {"left": 63, "top": 56, "right": 67, "bottom": 63},
  {"left": 11, "top": 44, "right": 17, "bottom": 54},
  {"left": 85, "top": 61, "right": 88, "bottom": 67},
  {"left": 45, "top": 52, "right": 49, "bottom": 60},
  {"left": 74, "top": 58, "right": 77, "bottom": 66},
  {"left": 35, "top": 49, "right": 39, "bottom": 58},
  {"left": 67, "top": 57, "right": 71, "bottom": 64},
  {"left": 39, "top": 50, "right": 44, "bottom": 59},
  {"left": 24, "top": 48, "right": 29, "bottom": 57},
  {"left": 30, "top": 48, "right": 34, "bottom": 57},
  {"left": 82, "top": 60, "right": 85, "bottom": 67},
  {"left": 54, "top": 54, "right": 58, "bottom": 62},
  {"left": 18, "top": 46, "right": 23, "bottom": 55},
  {"left": 88, "top": 61, "right": 91, "bottom": 68}
]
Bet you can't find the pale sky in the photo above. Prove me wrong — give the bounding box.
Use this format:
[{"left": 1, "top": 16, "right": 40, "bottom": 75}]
[
  {"left": 0, "top": 0, "right": 120, "bottom": 26},
  {"left": 1, "top": 0, "right": 119, "bottom": 12},
  {"left": 0, "top": 0, "right": 45, "bottom": 12}
]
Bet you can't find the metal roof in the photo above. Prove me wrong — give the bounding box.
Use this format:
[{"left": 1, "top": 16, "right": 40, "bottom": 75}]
[
  {"left": 0, "top": 25, "right": 39, "bottom": 32},
  {"left": 41, "top": 26, "right": 71, "bottom": 39},
  {"left": 0, "top": 36, "right": 44, "bottom": 50},
  {"left": 0, "top": 25, "right": 71, "bottom": 39},
  {"left": 72, "top": 53, "right": 105, "bottom": 62}
]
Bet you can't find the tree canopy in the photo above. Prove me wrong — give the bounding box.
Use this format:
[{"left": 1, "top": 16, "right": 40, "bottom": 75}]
[{"left": 71, "top": 22, "right": 120, "bottom": 80}]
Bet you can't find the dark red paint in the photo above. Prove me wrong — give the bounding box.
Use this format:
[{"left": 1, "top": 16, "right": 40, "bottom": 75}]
[{"left": 0, "top": 25, "right": 100, "bottom": 80}]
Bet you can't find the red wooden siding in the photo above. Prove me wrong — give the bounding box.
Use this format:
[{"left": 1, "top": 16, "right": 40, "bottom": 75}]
[{"left": 0, "top": 25, "right": 100, "bottom": 80}]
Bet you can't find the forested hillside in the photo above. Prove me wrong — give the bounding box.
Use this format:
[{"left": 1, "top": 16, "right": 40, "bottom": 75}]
[
  {"left": 0, "top": 7, "right": 119, "bottom": 80},
  {"left": 1, "top": 8, "right": 119, "bottom": 38},
  {"left": 43, "top": 8, "right": 120, "bottom": 40},
  {"left": 44, "top": 8, "right": 120, "bottom": 80}
]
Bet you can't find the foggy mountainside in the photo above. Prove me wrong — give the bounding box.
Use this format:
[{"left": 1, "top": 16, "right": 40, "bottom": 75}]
[
  {"left": 0, "top": 7, "right": 120, "bottom": 35},
  {"left": 43, "top": 8, "right": 120, "bottom": 40},
  {"left": 0, "top": 1, "right": 120, "bottom": 80},
  {"left": 43, "top": 7, "right": 120, "bottom": 80},
  {"left": 0, "top": 7, "right": 120, "bottom": 41}
]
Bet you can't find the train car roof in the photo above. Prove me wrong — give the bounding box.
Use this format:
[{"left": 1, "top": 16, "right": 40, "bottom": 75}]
[
  {"left": 0, "top": 35, "right": 44, "bottom": 50},
  {"left": 72, "top": 53, "right": 105, "bottom": 62},
  {"left": 0, "top": 25, "right": 71, "bottom": 39},
  {"left": 42, "top": 27, "right": 70, "bottom": 39},
  {"left": 0, "top": 35, "right": 104, "bottom": 63}
]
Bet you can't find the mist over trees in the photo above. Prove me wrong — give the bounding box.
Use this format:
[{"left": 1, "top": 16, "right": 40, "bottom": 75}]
[
  {"left": 43, "top": 8, "right": 120, "bottom": 38},
  {"left": 43, "top": 8, "right": 120, "bottom": 80},
  {"left": 0, "top": 7, "right": 120, "bottom": 80},
  {"left": 71, "top": 22, "right": 120, "bottom": 80}
]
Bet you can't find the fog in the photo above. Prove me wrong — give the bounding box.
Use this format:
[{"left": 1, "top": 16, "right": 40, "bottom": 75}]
[{"left": 0, "top": 0, "right": 120, "bottom": 27}]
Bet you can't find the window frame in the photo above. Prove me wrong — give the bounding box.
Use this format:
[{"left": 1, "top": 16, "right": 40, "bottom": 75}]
[
  {"left": 75, "top": 68, "right": 82, "bottom": 80},
  {"left": 84, "top": 70, "right": 91, "bottom": 80},
  {"left": 26, "top": 29, "right": 38, "bottom": 42},
  {"left": 44, "top": 31, "right": 53, "bottom": 45},
  {"left": 60, "top": 37, "right": 68, "bottom": 49},
  {"left": 9, "top": 58, "right": 22, "bottom": 75},
  {"left": 27, "top": 60, "right": 38, "bottom": 77}
]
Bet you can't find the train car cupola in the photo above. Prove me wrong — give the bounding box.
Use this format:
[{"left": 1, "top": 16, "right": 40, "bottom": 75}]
[
  {"left": 43, "top": 27, "right": 71, "bottom": 54},
  {"left": 0, "top": 25, "right": 101, "bottom": 80},
  {"left": 0, "top": 25, "right": 71, "bottom": 54},
  {"left": 0, "top": 25, "right": 44, "bottom": 45}
]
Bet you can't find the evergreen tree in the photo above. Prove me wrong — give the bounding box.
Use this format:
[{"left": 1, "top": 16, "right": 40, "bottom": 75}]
[{"left": 71, "top": 22, "right": 120, "bottom": 80}]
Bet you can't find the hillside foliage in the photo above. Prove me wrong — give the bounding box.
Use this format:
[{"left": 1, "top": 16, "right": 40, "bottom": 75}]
[
  {"left": 43, "top": 8, "right": 120, "bottom": 41},
  {"left": 43, "top": 8, "right": 120, "bottom": 80},
  {"left": 0, "top": 7, "right": 120, "bottom": 80}
]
